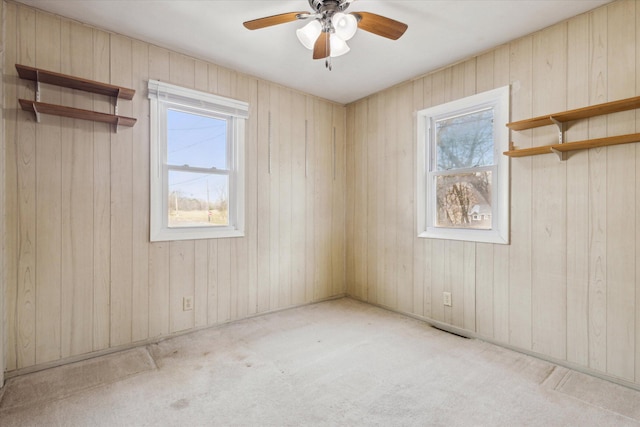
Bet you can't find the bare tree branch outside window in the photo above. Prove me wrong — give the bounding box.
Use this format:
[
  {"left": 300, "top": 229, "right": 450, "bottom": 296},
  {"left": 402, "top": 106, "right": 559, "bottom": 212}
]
[{"left": 434, "top": 109, "right": 494, "bottom": 229}]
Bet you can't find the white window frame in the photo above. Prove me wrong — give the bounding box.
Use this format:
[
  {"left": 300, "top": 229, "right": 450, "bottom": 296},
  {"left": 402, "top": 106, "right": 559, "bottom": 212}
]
[
  {"left": 416, "top": 85, "right": 510, "bottom": 244},
  {"left": 148, "top": 80, "right": 248, "bottom": 242}
]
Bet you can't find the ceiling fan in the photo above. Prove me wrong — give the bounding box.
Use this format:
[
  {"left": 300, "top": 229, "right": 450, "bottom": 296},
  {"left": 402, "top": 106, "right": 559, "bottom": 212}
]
[{"left": 243, "top": 0, "right": 408, "bottom": 69}]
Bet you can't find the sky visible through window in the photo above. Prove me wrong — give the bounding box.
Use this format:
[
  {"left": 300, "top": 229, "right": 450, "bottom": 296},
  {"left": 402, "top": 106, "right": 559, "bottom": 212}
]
[{"left": 167, "top": 109, "right": 229, "bottom": 227}]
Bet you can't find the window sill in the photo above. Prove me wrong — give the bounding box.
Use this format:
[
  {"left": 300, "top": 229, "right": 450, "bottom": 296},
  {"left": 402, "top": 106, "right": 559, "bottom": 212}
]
[
  {"left": 418, "top": 228, "right": 508, "bottom": 245},
  {"left": 150, "top": 227, "right": 245, "bottom": 242}
]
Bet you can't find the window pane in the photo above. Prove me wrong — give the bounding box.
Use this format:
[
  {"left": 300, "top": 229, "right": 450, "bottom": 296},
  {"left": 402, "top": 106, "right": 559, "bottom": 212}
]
[
  {"left": 435, "top": 108, "right": 493, "bottom": 170},
  {"left": 168, "top": 171, "right": 229, "bottom": 227},
  {"left": 435, "top": 171, "right": 492, "bottom": 229},
  {"left": 167, "top": 109, "right": 227, "bottom": 170}
]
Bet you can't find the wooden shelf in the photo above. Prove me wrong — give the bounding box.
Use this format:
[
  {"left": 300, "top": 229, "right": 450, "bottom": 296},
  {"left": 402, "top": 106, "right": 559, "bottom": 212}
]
[
  {"left": 16, "top": 63, "right": 136, "bottom": 131},
  {"left": 19, "top": 99, "right": 137, "bottom": 127},
  {"left": 16, "top": 64, "right": 135, "bottom": 99},
  {"left": 506, "top": 95, "right": 640, "bottom": 131},
  {"left": 504, "top": 95, "right": 640, "bottom": 160},
  {"left": 503, "top": 144, "right": 555, "bottom": 158},
  {"left": 504, "top": 133, "right": 640, "bottom": 159}
]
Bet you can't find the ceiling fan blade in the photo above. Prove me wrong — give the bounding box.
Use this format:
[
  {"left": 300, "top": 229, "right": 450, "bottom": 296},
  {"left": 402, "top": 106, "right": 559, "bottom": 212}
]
[
  {"left": 352, "top": 12, "right": 408, "bottom": 40},
  {"left": 243, "top": 12, "right": 308, "bottom": 30},
  {"left": 313, "top": 31, "right": 331, "bottom": 59}
]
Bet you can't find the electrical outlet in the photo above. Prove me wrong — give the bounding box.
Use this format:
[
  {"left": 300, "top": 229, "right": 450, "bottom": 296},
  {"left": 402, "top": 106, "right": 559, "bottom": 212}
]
[
  {"left": 443, "top": 292, "right": 452, "bottom": 307},
  {"left": 183, "top": 296, "right": 194, "bottom": 311}
]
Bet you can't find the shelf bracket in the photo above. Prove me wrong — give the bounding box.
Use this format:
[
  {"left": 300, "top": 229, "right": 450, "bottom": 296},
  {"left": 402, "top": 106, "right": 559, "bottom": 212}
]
[
  {"left": 114, "top": 88, "right": 121, "bottom": 116},
  {"left": 549, "top": 116, "right": 567, "bottom": 160},
  {"left": 549, "top": 116, "right": 565, "bottom": 144},
  {"left": 32, "top": 102, "right": 41, "bottom": 123},
  {"left": 550, "top": 146, "right": 566, "bottom": 161},
  {"left": 35, "top": 70, "right": 41, "bottom": 102}
]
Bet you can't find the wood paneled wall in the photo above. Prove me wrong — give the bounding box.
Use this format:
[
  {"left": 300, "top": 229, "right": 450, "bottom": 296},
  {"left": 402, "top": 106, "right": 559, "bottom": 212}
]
[
  {"left": 3, "top": 2, "right": 345, "bottom": 373},
  {"left": 346, "top": 0, "right": 640, "bottom": 387},
  {"left": 0, "top": 0, "right": 5, "bottom": 386}
]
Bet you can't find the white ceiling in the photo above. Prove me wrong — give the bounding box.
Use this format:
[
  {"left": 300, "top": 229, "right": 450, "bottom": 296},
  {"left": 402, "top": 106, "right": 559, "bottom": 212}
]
[{"left": 16, "top": 0, "right": 610, "bottom": 104}]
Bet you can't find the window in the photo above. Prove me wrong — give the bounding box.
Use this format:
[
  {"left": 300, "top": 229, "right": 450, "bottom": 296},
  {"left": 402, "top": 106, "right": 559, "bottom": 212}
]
[
  {"left": 148, "top": 80, "right": 248, "bottom": 241},
  {"left": 417, "top": 86, "right": 509, "bottom": 244}
]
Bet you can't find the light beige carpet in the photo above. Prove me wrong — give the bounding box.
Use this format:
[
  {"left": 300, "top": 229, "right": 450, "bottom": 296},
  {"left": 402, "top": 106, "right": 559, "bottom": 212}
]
[{"left": 0, "top": 298, "right": 639, "bottom": 426}]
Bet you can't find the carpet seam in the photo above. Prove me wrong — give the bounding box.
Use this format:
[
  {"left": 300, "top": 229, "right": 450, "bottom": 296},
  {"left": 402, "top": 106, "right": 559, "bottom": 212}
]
[
  {"left": 554, "top": 369, "right": 573, "bottom": 391},
  {"left": 550, "top": 386, "right": 640, "bottom": 424}
]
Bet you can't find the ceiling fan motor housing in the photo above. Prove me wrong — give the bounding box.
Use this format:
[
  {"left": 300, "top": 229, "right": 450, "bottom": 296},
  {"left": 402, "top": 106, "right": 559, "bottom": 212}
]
[{"left": 308, "top": 0, "right": 350, "bottom": 15}]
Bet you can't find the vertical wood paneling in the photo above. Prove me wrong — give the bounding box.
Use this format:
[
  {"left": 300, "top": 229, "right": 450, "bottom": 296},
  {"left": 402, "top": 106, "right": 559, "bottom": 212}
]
[
  {"left": 383, "top": 88, "right": 398, "bottom": 309},
  {"left": 194, "top": 240, "right": 208, "bottom": 327},
  {"left": 34, "top": 10, "right": 61, "bottom": 365},
  {"left": 588, "top": 4, "right": 608, "bottom": 374},
  {"left": 60, "top": 21, "right": 93, "bottom": 358},
  {"left": 149, "top": 242, "right": 170, "bottom": 337},
  {"left": 605, "top": 0, "right": 635, "bottom": 382},
  {"left": 0, "top": 0, "right": 5, "bottom": 384},
  {"left": 313, "top": 99, "right": 332, "bottom": 301},
  {"left": 169, "top": 241, "right": 195, "bottom": 332},
  {"left": 463, "top": 242, "right": 476, "bottom": 331},
  {"left": 508, "top": 36, "right": 533, "bottom": 350},
  {"left": 304, "top": 95, "right": 316, "bottom": 303},
  {"left": 636, "top": 0, "right": 640, "bottom": 386},
  {"left": 395, "top": 83, "right": 414, "bottom": 314},
  {"left": 345, "top": 104, "right": 356, "bottom": 297},
  {"left": 448, "top": 241, "right": 464, "bottom": 327},
  {"left": 5, "top": 1, "right": 19, "bottom": 372},
  {"left": 355, "top": 99, "right": 368, "bottom": 302},
  {"left": 206, "top": 239, "right": 218, "bottom": 324},
  {"left": 475, "top": 243, "right": 494, "bottom": 338},
  {"left": 256, "top": 80, "right": 271, "bottom": 313},
  {"left": 216, "top": 238, "right": 231, "bottom": 322},
  {"left": 530, "top": 25, "right": 567, "bottom": 360},
  {"left": 332, "top": 103, "right": 347, "bottom": 297},
  {"left": 92, "top": 29, "right": 111, "bottom": 352},
  {"left": 278, "top": 88, "right": 292, "bottom": 308},
  {"left": 268, "top": 85, "right": 280, "bottom": 308},
  {"left": 291, "top": 91, "right": 306, "bottom": 306},
  {"left": 566, "top": 13, "right": 590, "bottom": 367},
  {"left": 109, "top": 34, "right": 133, "bottom": 347},
  {"left": 244, "top": 75, "right": 259, "bottom": 316},
  {"left": 366, "top": 94, "right": 381, "bottom": 304},
  {"left": 131, "top": 40, "right": 150, "bottom": 343}
]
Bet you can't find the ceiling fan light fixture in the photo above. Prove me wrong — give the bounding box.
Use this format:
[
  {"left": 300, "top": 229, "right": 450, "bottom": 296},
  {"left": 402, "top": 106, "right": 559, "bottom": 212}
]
[
  {"left": 244, "top": 0, "right": 408, "bottom": 69},
  {"left": 333, "top": 12, "right": 358, "bottom": 41},
  {"left": 296, "top": 20, "right": 322, "bottom": 50},
  {"left": 329, "top": 33, "right": 350, "bottom": 57}
]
